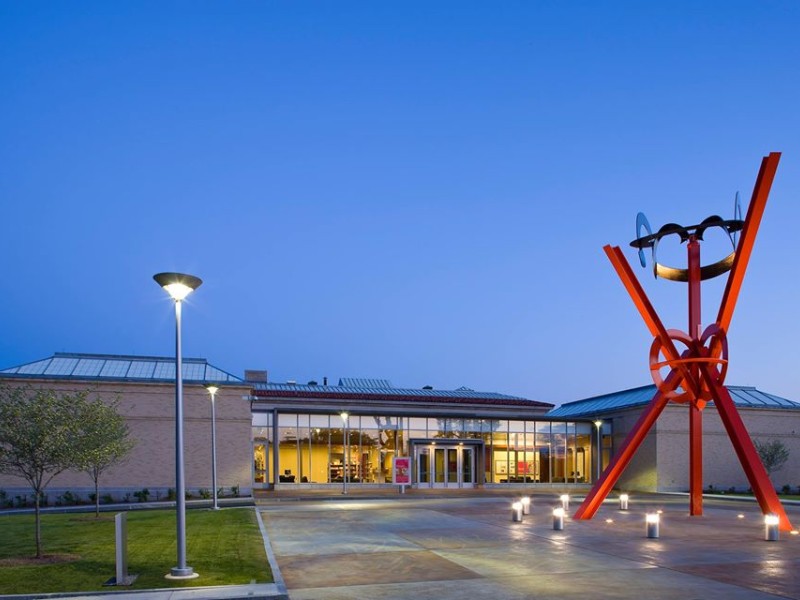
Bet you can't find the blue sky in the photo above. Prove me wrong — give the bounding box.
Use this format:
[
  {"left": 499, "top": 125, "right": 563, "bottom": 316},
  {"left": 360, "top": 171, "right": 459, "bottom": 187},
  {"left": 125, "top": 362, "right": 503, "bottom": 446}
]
[{"left": 1, "top": 2, "right": 799, "bottom": 405}]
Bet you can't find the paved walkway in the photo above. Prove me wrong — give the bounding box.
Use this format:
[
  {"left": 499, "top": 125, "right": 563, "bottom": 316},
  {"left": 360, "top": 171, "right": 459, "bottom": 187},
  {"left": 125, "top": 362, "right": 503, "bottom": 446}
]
[{"left": 259, "top": 493, "right": 800, "bottom": 599}]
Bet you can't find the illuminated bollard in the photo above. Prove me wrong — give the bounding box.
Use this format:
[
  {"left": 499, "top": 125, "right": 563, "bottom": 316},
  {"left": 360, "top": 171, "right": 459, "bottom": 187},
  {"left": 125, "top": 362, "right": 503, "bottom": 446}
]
[
  {"left": 765, "top": 514, "right": 780, "bottom": 541},
  {"left": 646, "top": 513, "right": 660, "bottom": 539},
  {"left": 619, "top": 494, "right": 629, "bottom": 511},
  {"left": 521, "top": 496, "right": 532, "bottom": 515},
  {"left": 553, "top": 507, "right": 565, "bottom": 531},
  {"left": 511, "top": 501, "right": 523, "bottom": 523},
  {"left": 560, "top": 494, "right": 569, "bottom": 511}
]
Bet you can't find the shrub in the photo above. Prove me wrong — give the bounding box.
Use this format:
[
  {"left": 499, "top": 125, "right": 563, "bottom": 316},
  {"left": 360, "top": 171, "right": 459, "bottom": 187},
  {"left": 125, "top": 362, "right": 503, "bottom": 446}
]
[
  {"left": 132, "top": 488, "right": 150, "bottom": 503},
  {"left": 58, "top": 491, "right": 79, "bottom": 506},
  {"left": 101, "top": 493, "right": 114, "bottom": 504},
  {"left": 167, "top": 488, "right": 176, "bottom": 501},
  {"left": 199, "top": 488, "right": 211, "bottom": 499},
  {"left": 782, "top": 484, "right": 791, "bottom": 495},
  {"left": 231, "top": 485, "right": 240, "bottom": 497}
]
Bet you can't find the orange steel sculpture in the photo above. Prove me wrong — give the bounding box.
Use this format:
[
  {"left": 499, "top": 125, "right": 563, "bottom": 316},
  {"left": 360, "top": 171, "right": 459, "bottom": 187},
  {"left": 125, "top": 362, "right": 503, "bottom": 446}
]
[{"left": 573, "top": 152, "right": 794, "bottom": 531}]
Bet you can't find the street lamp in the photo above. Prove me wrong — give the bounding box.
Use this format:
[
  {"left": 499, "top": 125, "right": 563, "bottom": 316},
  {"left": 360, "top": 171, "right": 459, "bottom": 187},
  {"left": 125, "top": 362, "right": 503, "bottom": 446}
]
[
  {"left": 594, "top": 420, "right": 603, "bottom": 482},
  {"left": 340, "top": 411, "right": 349, "bottom": 495},
  {"left": 154, "top": 272, "right": 202, "bottom": 580},
  {"left": 204, "top": 384, "right": 220, "bottom": 511}
]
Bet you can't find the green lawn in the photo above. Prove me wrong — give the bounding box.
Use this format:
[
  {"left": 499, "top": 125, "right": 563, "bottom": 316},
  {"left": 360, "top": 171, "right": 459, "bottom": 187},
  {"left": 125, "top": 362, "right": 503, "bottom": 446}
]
[{"left": 0, "top": 507, "right": 273, "bottom": 594}]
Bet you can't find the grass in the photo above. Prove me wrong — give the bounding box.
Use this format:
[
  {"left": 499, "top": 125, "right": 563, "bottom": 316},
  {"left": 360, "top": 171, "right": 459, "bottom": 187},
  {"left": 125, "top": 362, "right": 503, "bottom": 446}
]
[{"left": 0, "top": 507, "right": 272, "bottom": 594}]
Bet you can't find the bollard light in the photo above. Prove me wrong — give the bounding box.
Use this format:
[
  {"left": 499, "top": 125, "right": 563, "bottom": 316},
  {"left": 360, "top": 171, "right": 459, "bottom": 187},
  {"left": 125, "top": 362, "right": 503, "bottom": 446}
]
[
  {"left": 619, "top": 493, "right": 629, "bottom": 511},
  {"left": 646, "top": 513, "right": 660, "bottom": 539},
  {"left": 511, "top": 501, "right": 523, "bottom": 522},
  {"left": 553, "top": 507, "right": 565, "bottom": 531},
  {"left": 560, "top": 494, "right": 570, "bottom": 511},
  {"left": 765, "top": 514, "right": 780, "bottom": 542},
  {"left": 521, "top": 496, "right": 531, "bottom": 515}
]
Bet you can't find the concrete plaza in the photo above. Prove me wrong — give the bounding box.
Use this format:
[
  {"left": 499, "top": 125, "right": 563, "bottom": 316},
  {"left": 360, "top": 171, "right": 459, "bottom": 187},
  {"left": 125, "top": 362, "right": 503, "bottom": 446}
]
[{"left": 259, "top": 492, "right": 800, "bottom": 599}]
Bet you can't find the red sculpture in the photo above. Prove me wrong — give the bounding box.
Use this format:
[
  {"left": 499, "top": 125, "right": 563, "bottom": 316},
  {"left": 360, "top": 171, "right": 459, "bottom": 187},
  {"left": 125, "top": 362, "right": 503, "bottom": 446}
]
[{"left": 574, "top": 152, "right": 793, "bottom": 531}]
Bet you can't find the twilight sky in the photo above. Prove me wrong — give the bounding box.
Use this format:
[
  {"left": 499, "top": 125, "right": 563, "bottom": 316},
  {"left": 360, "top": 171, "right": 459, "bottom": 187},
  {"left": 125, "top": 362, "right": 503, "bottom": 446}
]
[{"left": 2, "top": 2, "right": 799, "bottom": 406}]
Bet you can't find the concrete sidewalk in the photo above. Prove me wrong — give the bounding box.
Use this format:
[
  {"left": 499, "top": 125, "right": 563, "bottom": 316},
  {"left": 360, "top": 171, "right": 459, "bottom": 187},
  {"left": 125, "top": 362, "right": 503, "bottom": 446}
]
[{"left": 260, "top": 493, "right": 800, "bottom": 599}]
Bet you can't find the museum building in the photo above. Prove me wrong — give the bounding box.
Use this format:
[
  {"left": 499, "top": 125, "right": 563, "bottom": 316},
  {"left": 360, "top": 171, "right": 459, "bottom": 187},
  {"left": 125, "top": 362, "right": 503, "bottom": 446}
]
[{"left": 0, "top": 352, "right": 797, "bottom": 498}]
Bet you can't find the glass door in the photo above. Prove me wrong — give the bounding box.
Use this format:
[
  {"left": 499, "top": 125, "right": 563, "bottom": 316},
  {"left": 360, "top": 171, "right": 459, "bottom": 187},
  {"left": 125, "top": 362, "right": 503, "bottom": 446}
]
[
  {"left": 462, "top": 447, "right": 474, "bottom": 484},
  {"left": 415, "top": 444, "right": 477, "bottom": 488}
]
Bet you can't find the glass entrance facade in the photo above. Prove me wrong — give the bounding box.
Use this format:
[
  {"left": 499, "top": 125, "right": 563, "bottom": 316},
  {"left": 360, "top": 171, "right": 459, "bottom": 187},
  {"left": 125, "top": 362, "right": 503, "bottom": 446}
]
[{"left": 252, "top": 411, "right": 599, "bottom": 487}]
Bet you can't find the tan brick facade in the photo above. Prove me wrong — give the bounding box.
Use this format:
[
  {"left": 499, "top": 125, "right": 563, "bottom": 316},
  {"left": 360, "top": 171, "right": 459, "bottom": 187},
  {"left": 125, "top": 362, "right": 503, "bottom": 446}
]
[
  {"left": 0, "top": 379, "right": 253, "bottom": 498},
  {"left": 613, "top": 403, "right": 800, "bottom": 493}
]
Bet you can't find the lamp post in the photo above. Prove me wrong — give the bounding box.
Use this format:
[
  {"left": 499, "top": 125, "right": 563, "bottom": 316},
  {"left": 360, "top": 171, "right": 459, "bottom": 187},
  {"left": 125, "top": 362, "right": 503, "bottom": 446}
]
[
  {"left": 340, "top": 411, "right": 349, "bottom": 495},
  {"left": 154, "top": 272, "right": 202, "bottom": 580},
  {"left": 594, "top": 420, "right": 603, "bottom": 482},
  {"left": 204, "top": 384, "right": 220, "bottom": 511}
]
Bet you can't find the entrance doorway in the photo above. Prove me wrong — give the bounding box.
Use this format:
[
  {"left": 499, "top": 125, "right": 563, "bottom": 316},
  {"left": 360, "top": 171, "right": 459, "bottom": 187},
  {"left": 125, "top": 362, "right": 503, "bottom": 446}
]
[{"left": 415, "top": 444, "right": 476, "bottom": 488}]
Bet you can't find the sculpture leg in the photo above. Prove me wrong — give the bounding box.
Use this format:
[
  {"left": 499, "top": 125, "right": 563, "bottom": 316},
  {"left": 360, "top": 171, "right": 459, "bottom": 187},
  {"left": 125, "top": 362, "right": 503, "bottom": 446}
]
[
  {"left": 574, "top": 378, "right": 677, "bottom": 520},
  {"left": 700, "top": 365, "right": 793, "bottom": 531},
  {"left": 689, "top": 404, "right": 703, "bottom": 515}
]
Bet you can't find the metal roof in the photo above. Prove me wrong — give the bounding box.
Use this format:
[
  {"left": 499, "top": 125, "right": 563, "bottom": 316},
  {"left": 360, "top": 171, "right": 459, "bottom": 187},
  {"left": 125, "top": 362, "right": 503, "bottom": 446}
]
[
  {"left": 0, "top": 353, "right": 242, "bottom": 384},
  {"left": 338, "top": 378, "right": 394, "bottom": 389},
  {"left": 548, "top": 384, "right": 800, "bottom": 418},
  {"left": 252, "top": 381, "right": 553, "bottom": 408}
]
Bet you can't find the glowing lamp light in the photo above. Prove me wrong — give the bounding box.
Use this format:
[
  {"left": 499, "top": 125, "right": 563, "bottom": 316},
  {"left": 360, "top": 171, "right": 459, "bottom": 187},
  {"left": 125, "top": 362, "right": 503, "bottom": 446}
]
[
  {"left": 552, "top": 506, "right": 565, "bottom": 530},
  {"left": 153, "top": 273, "right": 203, "bottom": 301},
  {"left": 560, "top": 494, "right": 570, "bottom": 510},
  {"left": 511, "top": 501, "right": 523, "bottom": 522},
  {"left": 521, "top": 496, "right": 531, "bottom": 515},
  {"left": 646, "top": 512, "right": 660, "bottom": 539},
  {"left": 765, "top": 514, "right": 780, "bottom": 542}
]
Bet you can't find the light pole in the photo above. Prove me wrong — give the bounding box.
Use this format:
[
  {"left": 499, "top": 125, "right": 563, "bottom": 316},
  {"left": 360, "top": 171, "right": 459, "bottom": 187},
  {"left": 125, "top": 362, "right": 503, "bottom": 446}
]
[
  {"left": 204, "top": 384, "right": 220, "bottom": 511},
  {"left": 594, "top": 420, "right": 603, "bottom": 482},
  {"left": 154, "top": 272, "right": 202, "bottom": 580},
  {"left": 340, "top": 411, "right": 349, "bottom": 495}
]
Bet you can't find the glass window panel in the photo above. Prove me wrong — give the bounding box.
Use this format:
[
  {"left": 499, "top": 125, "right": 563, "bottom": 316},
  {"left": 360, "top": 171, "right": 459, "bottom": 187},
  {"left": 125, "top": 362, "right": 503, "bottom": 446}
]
[
  {"left": 72, "top": 359, "right": 104, "bottom": 377},
  {"left": 100, "top": 360, "right": 131, "bottom": 378},
  {"left": 44, "top": 358, "right": 79, "bottom": 376},
  {"left": 126, "top": 361, "right": 156, "bottom": 378},
  {"left": 153, "top": 362, "right": 175, "bottom": 379}
]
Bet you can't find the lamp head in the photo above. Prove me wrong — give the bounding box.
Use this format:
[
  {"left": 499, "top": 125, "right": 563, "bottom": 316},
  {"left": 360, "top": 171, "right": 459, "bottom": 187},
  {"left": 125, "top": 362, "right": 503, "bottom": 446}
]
[
  {"left": 154, "top": 272, "right": 203, "bottom": 301},
  {"left": 594, "top": 420, "right": 603, "bottom": 428},
  {"left": 204, "top": 384, "right": 220, "bottom": 396},
  {"left": 340, "top": 411, "right": 349, "bottom": 422}
]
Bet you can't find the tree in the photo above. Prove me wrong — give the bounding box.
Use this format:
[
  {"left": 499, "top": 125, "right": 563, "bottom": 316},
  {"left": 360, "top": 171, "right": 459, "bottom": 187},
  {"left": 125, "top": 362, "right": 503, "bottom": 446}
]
[
  {"left": 74, "top": 396, "right": 135, "bottom": 517},
  {"left": 754, "top": 438, "right": 790, "bottom": 477},
  {"left": 0, "top": 386, "right": 87, "bottom": 558}
]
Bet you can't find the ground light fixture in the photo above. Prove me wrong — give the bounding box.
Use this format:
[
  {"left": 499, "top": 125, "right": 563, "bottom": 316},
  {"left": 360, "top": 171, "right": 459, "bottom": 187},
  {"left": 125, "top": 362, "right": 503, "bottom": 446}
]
[
  {"left": 646, "top": 513, "right": 660, "bottom": 539},
  {"left": 619, "top": 493, "right": 629, "bottom": 511},
  {"left": 553, "top": 507, "right": 565, "bottom": 530},
  {"left": 560, "top": 494, "right": 570, "bottom": 511},
  {"left": 765, "top": 514, "right": 780, "bottom": 541},
  {"left": 520, "top": 496, "right": 531, "bottom": 515},
  {"left": 511, "top": 502, "right": 523, "bottom": 522},
  {"left": 204, "top": 384, "right": 220, "bottom": 511},
  {"left": 340, "top": 412, "right": 349, "bottom": 495},
  {"left": 154, "top": 271, "right": 202, "bottom": 581}
]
